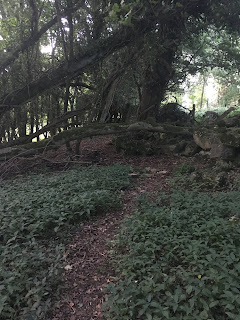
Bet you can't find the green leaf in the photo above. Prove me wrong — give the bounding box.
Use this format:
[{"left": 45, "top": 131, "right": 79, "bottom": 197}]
[
  {"left": 186, "top": 285, "right": 193, "bottom": 295},
  {"left": 146, "top": 313, "right": 153, "bottom": 320},
  {"left": 200, "top": 310, "right": 209, "bottom": 319},
  {"left": 162, "top": 310, "right": 170, "bottom": 318},
  {"left": 209, "top": 300, "right": 219, "bottom": 308}
]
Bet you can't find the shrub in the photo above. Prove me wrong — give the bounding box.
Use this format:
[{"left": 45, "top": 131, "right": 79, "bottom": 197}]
[{"left": 105, "top": 191, "right": 240, "bottom": 320}]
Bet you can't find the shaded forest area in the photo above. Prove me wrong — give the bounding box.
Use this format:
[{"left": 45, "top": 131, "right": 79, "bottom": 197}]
[
  {"left": 0, "top": 0, "right": 240, "bottom": 161},
  {"left": 1, "top": 1, "right": 240, "bottom": 320}
]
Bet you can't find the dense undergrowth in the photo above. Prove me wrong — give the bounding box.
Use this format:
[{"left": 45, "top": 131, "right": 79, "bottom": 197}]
[
  {"left": 105, "top": 175, "right": 240, "bottom": 319},
  {"left": 170, "top": 162, "right": 239, "bottom": 191},
  {"left": 0, "top": 165, "right": 131, "bottom": 320}
]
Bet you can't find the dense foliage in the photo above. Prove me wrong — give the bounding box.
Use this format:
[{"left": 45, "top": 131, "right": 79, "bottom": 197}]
[
  {"left": 105, "top": 190, "right": 240, "bottom": 319},
  {"left": 0, "top": 0, "right": 240, "bottom": 145},
  {"left": 0, "top": 164, "right": 130, "bottom": 319}
]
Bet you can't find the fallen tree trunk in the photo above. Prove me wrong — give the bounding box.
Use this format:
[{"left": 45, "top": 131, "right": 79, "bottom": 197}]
[
  {"left": 0, "top": 108, "right": 88, "bottom": 149},
  {"left": 0, "top": 122, "right": 193, "bottom": 160}
]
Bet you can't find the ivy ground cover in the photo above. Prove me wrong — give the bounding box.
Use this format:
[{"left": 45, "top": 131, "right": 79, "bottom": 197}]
[
  {"left": 105, "top": 191, "right": 240, "bottom": 320},
  {"left": 0, "top": 165, "right": 130, "bottom": 319}
]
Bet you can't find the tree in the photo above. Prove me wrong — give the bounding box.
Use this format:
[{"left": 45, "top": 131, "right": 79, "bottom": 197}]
[{"left": 0, "top": 0, "right": 240, "bottom": 147}]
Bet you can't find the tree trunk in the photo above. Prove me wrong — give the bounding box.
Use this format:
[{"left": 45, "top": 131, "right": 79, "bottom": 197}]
[
  {"left": 99, "top": 77, "right": 121, "bottom": 123},
  {"left": 199, "top": 75, "right": 207, "bottom": 109},
  {"left": 138, "top": 49, "right": 175, "bottom": 121}
]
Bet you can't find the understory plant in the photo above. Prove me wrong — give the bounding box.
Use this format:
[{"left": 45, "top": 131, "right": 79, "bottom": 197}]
[
  {"left": 0, "top": 165, "right": 130, "bottom": 319},
  {"left": 105, "top": 191, "right": 240, "bottom": 320},
  {"left": 170, "top": 162, "right": 238, "bottom": 191}
]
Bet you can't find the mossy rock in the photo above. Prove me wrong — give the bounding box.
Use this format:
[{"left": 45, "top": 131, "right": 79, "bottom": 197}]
[
  {"left": 115, "top": 125, "right": 193, "bottom": 156},
  {"left": 218, "top": 129, "right": 240, "bottom": 148},
  {"left": 210, "top": 143, "right": 236, "bottom": 159},
  {"left": 193, "top": 128, "right": 212, "bottom": 150},
  {"left": 181, "top": 142, "right": 201, "bottom": 157}
]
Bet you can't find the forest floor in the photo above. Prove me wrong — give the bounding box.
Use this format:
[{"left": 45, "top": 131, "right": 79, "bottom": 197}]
[
  {"left": 51, "top": 137, "right": 181, "bottom": 320},
  {"left": 43, "top": 136, "right": 208, "bottom": 320},
  {"left": 0, "top": 136, "right": 209, "bottom": 320}
]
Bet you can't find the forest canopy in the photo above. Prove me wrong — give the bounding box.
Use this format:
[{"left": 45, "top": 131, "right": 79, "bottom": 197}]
[{"left": 0, "top": 0, "right": 240, "bottom": 145}]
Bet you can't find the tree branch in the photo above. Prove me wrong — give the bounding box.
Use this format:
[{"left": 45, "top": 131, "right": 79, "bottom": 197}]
[
  {"left": 0, "top": 17, "right": 58, "bottom": 73},
  {"left": 0, "top": 0, "right": 85, "bottom": 73},
  {"left": 0, "top": 121, "right": 193, "bottom": 158},
  {"left": 0, "top": 5, "right": 171, "bottom": 113}
]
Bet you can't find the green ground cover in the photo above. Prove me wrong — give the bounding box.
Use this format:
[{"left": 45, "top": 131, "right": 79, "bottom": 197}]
[
  {"left": 0, "top": 165, "right": 131, "bottom": 320},
  {"left": 105, "top": 190, "right": 240, "bottom": 319}
]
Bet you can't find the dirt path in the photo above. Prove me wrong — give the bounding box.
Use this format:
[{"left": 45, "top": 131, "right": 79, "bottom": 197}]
[{"left": 51, "top": 137, "right": 186, "bottom": 320}]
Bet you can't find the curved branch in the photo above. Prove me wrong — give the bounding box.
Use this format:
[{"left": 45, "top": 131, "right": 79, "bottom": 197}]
[{"left": 0, "top": 5, "right": 171, "bottom": 113}]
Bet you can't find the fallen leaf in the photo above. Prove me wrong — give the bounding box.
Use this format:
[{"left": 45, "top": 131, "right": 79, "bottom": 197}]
[
  {"left": 63, "top": 252, "right": 68, "bottom": 258},
  {"left": 86, "top": 289, "right": 92, "bottom": 294},
  {"left": 64, "top": 265, "right": 73, "bottom": 271},
  {"left": 69, "top": 301, "right": 75, "bottom": 307},
  {"left": 106, "top": 276, "right": 117, "bottom": 283}
]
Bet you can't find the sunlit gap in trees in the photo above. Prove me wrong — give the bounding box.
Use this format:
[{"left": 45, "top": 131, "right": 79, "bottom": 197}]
[
  {"left": 41, "top": 44, "right": 53, "bottom": 54},
  {"left": 181, "top": 73, "right": 219, "bottom": 111},
  {"left": 41, "top": 38, "right": 56, "bottom": 54},
  {"left": 41, "top": 18, "right": 69, "bottom": 54}
]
